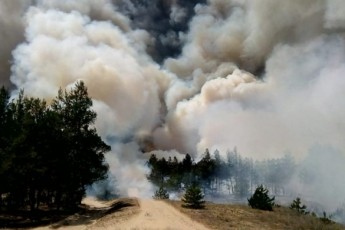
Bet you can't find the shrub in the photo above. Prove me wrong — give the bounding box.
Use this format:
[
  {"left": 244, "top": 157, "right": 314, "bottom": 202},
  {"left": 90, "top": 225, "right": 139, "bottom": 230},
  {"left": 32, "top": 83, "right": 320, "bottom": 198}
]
[
  {"left": 319, "top": 211, "right": 334, "bottom": 224},
  {"left": 248, "top": 185, "right": 275, "bottom": 211},
  {"left": 153, "top": 186, "right": 169, "bottom": 199},
  {"left": 290, "top": 197, "right": 309, "bottom": 215},
  {"left": 182, "top": 184, "right": 205, "bottom": 209}
]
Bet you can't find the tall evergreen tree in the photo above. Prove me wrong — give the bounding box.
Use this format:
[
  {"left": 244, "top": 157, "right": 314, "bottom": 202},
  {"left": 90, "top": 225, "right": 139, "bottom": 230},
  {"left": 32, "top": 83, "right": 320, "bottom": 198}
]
[
  {"left": 195, "top": 149, "right": 216, "bottom": 193},
  {"left": 51, "top": 81, "right": 110, "bottom": 207},
  {"left": 0, "top": 81, "right": 110, "bottom": 210},
  {"left": 0, "top": 86, "right": 11, "bottom": 200}
]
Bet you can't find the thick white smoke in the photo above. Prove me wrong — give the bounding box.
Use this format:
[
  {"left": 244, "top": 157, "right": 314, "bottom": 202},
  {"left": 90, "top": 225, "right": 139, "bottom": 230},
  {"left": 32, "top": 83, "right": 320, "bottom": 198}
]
[
  {"left": 1, "top": 0, "right": 345, "bottom": 209},
  {"left": 9, "top": 2, "right": 170, "bottom": 197},
  {"left": 0, "top": 0, "right": 31, "bottom": 87},
  {"left": 158, "top": 0, "right": 345, "bottom": 159},
  {"left": 159, "top": 0, "right": 345, "bottom": 208}
]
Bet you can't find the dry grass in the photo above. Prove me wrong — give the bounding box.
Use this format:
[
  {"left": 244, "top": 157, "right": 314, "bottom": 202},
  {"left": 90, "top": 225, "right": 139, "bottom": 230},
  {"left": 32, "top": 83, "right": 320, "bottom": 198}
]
[
  {"left": 51, "top": 198, "right": 140, "bottom": 229},
  {"left": 0, "top": 197, "right": 140, "bottom": 229},
  {"left": 166, "top": 200, "right": 345, "bottom": 230},
  {"left": 5, "top": 198, "right": 344, "bottom": 230}
]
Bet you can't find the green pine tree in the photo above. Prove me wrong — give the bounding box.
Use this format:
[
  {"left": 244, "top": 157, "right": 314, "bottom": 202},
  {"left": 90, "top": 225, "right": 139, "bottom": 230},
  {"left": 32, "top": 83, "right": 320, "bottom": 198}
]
[
  {"left": 153, "top": 186, "right": 169, "bottom": 199},
  {"left": 0, "top": 81, "right": 110, "bottom": 211},
  {"left": 182, "top": 183, "right": 205, "bottom": 209},
  {"left": 290, "top": 197, "right": 309, "bottom": 215},
  {"left": 248, "top": 185, "right": 275, "bottom": 211}
]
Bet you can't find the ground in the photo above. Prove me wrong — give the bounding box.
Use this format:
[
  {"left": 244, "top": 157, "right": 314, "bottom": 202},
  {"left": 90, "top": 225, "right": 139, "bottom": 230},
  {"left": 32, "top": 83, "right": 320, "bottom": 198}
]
[
  {"left": 1, "top": 197, "right": 344, "bottom": 230},
  {"left": 31, "top": 197, "right": 208, "bottom": 230},
  {"left": 167, "top": 200, "right": 345, "bottom": 230}
]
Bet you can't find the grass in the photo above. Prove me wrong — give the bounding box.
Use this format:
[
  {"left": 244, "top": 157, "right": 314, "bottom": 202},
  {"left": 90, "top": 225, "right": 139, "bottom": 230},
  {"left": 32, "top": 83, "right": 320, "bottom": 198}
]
[
  {"left": 0, "top": 198, "right": 139, "bottom": 229},
  {"left": 166, "top": 200, "right": 345, "bottom": 230},
  {"left": 2, "top": 198, "right": 344, "bottom": 229}
]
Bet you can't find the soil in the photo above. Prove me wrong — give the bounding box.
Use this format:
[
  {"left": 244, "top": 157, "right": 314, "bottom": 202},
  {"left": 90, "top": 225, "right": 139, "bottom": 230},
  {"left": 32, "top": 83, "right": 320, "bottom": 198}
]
[
  {"left": 28, "top": 198, "right": 209, "bottom": 230},
  {"left": 2, "top": 198, "right": 344, "bottom": 230}
]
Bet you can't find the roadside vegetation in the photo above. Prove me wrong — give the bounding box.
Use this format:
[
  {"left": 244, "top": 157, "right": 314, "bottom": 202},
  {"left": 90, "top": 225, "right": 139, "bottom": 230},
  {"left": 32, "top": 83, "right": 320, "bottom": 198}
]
[
  {"left": 147, "top": 148, "right": 295, "bottom": 199},
  {"left": 0, "top": 82, "right": 110, "bottom": 212},
  {"left": 153, "top": 186, "right": 169, "bottom": 200},
  {"left": 167, "top": 200, "right": 345, "bottom": 230},
  {"left": 248, "top": 185, "right": 275, "bottom": 211},
  {"left": 182, "top": 183, "right": 205, "bottom": 209},
  {"left": 148, "top": 149, "right": 345, "bottom": 225}
]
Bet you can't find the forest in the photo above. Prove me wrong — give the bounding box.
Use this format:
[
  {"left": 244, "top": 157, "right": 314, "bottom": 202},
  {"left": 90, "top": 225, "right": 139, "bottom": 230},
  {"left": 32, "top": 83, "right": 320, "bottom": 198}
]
[
  {"left": 0, "top": 80, "right": 342, "bottom": 223},
  {"left": 0, "top": 82, "right": 110, "bottom": 211},
  {"left": 147, "top": 149, "right": 296, "bottom": 198}
]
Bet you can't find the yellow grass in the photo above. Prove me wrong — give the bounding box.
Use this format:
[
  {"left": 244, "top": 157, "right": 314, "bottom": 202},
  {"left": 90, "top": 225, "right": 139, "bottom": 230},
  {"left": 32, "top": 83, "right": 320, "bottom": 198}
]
[{"left": 166, "top": 200, "right": 345, "bottom": 230}]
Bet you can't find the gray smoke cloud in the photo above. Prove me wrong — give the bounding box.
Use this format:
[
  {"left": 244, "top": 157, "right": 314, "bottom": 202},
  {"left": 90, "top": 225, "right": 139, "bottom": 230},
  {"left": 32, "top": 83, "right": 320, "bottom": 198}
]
[
  {"left": 0, "top": 0, "right": 32, "bottom": 87},
  {"left": 114, "top": 0, "right": 206, "bottom": 62},
  {"left": 157, "top": 0, "right": 345, "bottom": 207},
  {"left": 9, "top": 2, "right": 168, "bottom": 197},
  {"left": 1, "top": 0, "right": 345, "bottom": 211}
]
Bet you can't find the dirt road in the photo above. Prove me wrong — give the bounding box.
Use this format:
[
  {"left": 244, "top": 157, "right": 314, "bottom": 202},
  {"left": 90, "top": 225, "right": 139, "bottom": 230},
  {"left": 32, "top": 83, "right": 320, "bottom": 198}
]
[
  {"left": 90, "top": 199, "right": 209, "bottom": 230},
  {"left": 32, "top": 198, "right": 209, "bottom": 230}
]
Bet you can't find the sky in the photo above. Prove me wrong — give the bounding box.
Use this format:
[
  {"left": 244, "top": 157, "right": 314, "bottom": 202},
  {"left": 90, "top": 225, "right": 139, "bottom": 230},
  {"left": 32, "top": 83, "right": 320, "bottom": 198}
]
[{"left": 1, "top": 0, "right": 345, "bottom": 210}]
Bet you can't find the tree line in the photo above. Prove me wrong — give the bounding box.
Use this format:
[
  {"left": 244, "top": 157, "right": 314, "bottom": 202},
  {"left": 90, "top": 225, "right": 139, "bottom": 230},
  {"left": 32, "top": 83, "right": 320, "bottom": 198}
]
[
  {"left": 147, "top": 148, "right": 295, "bottom": 198},
  {"left": 0, "top": 82, "right": 110, "bottom": 211}
]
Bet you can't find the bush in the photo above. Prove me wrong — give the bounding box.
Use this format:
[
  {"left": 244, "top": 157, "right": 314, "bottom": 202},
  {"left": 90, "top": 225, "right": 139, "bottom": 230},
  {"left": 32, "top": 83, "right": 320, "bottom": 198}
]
[
  {"left": 182, "top": 184, "right": 205, "bottom": 209},
  {"left": 319, "top": 211, "right": 334, "bottom": 224},
  {"left": 153, "top": 186, "right": 169, "bottom": 199},
  {"left": 290, "top": 197, "right": 309, "bottom": 215},
  {"left": 248, "top": 185, "right": 275, "bottom": 211}
]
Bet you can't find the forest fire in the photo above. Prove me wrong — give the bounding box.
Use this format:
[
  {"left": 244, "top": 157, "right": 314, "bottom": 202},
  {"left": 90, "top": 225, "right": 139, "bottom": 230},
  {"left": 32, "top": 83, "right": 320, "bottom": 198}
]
[{"left": 0, "top": 0, "right": 345, "bottom": 223}]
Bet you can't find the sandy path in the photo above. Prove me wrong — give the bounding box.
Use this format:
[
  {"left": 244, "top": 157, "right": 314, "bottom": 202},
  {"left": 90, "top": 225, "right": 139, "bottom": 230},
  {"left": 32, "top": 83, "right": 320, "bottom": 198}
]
[
  {"left": 32, "top": 198, "right": 209, "bottom": 230},
  {"left": 91, "top": 199, "right": 210, "bottom": 230}
]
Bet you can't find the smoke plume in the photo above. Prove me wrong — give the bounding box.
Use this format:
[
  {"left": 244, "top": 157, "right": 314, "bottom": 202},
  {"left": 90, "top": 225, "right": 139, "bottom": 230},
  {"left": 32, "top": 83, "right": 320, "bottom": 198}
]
[{"left": 2, "top": 0, "right": 345, "bottom": 210}]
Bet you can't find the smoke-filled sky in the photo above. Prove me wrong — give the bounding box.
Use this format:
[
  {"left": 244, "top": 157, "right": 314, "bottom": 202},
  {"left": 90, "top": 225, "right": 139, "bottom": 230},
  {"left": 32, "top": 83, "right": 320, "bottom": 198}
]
[{"left": 1, "top": 0, "right": 345, "bottom": 208}]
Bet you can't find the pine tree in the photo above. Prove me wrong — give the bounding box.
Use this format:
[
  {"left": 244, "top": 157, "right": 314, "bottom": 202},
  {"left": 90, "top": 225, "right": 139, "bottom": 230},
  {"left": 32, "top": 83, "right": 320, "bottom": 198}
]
[
  {"left": 290, "top": 197, "right": 309, "bottom": 214},
  {"left": 248, "top": 185, "right": 275, "bottom": 211},
  {"left": 51, "top": 81, "right": 110, "bottom": 207},
  {"left": 0, "top": 81, "right": 110, "bottom": 210},
  {"left": 153, "top": 186, "right": 169, "bottom": 199},
  {"left": 182, "top": 183, "right": 205, "bottom": 209}
]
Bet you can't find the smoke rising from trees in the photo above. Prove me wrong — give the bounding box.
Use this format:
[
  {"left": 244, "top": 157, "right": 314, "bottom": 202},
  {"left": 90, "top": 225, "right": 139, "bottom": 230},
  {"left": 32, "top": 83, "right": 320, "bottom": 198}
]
[{"left": 1, "top": 0, "right": 345, "bottom": 213}]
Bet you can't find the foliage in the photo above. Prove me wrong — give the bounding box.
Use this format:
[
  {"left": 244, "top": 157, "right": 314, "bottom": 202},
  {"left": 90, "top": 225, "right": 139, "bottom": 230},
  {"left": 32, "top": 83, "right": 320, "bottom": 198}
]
[
  {"left": 147, "top": 153, "right": 195, "bottom": 191},
  {"left": 147, "top": 148, "right": 296, "bottom": 198},
  {"left": 248, "top": 185, "right": 275, "bottom": 211},
  {"left": 182, "top": 183, "right": 205, "bottom": 209},
  {"left": 153, "top": 186, "right": 169, "bottom": 199},
  {"left": 168, "top": 201, "right": 345, "bottom": 230},
  {"left": 0, "top": 82, "right": 110, "bottom": 211},
  {"left": 290, "top": 197, "right": 309, "bottom": 215},
  {"left": 319, "top": 211, "right": 334, "bottom": 224}
]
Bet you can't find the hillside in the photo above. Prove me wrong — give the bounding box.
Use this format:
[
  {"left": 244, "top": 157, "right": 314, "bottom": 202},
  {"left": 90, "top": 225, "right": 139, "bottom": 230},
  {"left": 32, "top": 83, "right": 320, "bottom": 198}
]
[
  {"left": 167, "top": 200, "right": 345, "bottom": 230},
  {"left": 2, "top": 197, "right": 345, "bottom": 229},
  {"left": 30, "top": 198, "right": 207, "bottom": 230}
]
